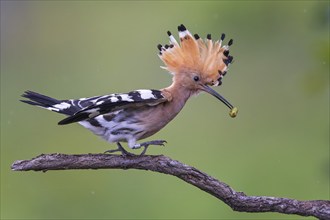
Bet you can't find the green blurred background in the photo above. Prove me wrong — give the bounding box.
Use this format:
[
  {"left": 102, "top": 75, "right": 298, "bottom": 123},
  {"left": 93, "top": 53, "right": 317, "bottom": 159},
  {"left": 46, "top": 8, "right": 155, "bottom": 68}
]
[{"left": 1, "top": 1, "right": 329, "bottom": 219}]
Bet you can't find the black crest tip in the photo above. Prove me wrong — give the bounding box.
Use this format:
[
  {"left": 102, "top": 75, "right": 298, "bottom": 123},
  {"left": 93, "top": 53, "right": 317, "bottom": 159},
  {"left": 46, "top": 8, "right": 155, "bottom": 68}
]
[
  {"left": 223, "top": 55, "right": 233, "bottom": 66},
  {"left": 207, "top": 34, "right": 211, "bottom": 40},
  {"left": 228, "top": 39, "right": 233, "bottom": 46},
  {"left": 221, "top": 33, "right": 225, "bottom": 41},
  {"left": 167, "top": 31, "right": 172, "bottom": 36},
  {"left": 164, "top": 44, "right": 169, "bottom": 49},
  {"left": 157, "top": 44, "right": 162, "bottom": 51},
  {"left": 219, "top": 70, "right": 227, "bottom": 76},
  {"left": 223, "top": 50, "right": 229, "bottom": 57},
  {"left": 178, "top": 24, "right": 187, "bottom": 32},
  {"left": 180, "top": 24, "right": 187, "bottom": 31},
  {"left": 193, "top": 34, "right": 200, "bottom": 40}
]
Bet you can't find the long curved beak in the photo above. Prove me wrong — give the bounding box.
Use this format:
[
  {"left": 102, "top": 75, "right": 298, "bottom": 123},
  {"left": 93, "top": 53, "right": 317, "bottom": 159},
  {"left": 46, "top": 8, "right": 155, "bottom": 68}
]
[{"left": 201, "top": 84, "right": 238, "bottom": 118}]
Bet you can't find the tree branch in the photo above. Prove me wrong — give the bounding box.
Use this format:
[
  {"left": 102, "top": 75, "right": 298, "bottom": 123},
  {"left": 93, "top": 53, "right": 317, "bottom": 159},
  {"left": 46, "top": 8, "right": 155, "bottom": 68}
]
[{"left": 11, "top": 153, "right": 329, "bottom": 219}]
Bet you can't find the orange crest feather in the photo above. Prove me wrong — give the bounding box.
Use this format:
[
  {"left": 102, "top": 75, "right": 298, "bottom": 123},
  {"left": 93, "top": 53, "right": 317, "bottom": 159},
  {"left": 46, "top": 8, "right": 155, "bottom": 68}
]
[{"left": 158, "top": 24, "right": 234, "bottom": 85}]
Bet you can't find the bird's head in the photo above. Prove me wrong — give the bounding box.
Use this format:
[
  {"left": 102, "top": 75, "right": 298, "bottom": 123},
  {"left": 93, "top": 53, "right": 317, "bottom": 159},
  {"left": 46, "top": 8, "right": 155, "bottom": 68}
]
[{"left": 158, "top": 24, "right": 238, "bottom": 118}]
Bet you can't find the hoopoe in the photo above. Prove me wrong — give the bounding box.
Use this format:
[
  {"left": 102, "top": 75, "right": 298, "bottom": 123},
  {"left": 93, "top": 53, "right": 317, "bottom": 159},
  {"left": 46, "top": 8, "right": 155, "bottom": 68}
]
[{"left": 21, "top": 24, "right": 238, "bottom": 156}]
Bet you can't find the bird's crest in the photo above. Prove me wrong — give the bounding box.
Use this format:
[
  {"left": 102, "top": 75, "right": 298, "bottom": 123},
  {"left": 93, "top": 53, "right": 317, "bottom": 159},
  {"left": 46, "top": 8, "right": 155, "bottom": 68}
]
[{"left": 158, "top": 24, "right": 234, "bottom": 86}]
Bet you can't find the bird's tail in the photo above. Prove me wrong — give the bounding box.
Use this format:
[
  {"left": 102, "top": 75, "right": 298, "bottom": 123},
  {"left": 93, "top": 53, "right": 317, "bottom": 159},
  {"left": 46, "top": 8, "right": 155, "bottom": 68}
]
[{"left": 21, "top": 91, "right": 77, "bottom": 116}]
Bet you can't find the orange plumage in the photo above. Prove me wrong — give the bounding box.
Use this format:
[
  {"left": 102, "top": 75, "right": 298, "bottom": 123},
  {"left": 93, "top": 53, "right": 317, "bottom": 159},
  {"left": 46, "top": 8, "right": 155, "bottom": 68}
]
[{"left": 159, "top": 24, "right": 233, "bottom": 87}]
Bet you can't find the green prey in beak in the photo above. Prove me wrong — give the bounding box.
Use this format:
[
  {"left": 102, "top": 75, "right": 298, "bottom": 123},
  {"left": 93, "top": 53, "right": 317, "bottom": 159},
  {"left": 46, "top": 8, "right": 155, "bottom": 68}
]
[{"left": 201, "top": 84, "right": 238, "bottom": 118}]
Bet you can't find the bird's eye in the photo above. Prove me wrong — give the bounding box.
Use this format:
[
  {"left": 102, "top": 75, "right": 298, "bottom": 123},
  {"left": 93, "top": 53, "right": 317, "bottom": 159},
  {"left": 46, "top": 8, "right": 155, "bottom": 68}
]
[{"left": 193, "top": 76, "right": 200, "bottom": 82}]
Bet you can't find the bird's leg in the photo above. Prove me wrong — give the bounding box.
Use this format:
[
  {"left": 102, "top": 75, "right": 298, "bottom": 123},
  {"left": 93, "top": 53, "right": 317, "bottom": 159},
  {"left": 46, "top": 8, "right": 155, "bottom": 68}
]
[
  {"left": 104, "top": 142, "right": 136, "bottom": 157},
  {"left": 133, "top": 140, "right": 167, "bottom": 155}
]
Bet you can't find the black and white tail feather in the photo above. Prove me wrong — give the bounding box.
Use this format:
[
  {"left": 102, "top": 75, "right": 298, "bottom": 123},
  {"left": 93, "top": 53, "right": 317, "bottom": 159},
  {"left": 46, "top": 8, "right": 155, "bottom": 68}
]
[{"left": 21, "top": 91, "right": 80, "bottom": 116}]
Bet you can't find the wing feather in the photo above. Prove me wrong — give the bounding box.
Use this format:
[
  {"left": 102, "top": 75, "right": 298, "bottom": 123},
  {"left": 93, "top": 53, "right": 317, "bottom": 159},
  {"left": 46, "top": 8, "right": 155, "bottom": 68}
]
[{"left": 58, "top": 89, "right": 167, "bottom": 125}]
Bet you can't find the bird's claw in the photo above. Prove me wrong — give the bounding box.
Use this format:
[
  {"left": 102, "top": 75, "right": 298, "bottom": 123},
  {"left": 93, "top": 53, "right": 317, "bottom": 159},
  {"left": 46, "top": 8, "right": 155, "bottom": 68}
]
[
  {"left": 137, "top": 140, "right": 167, "bottom": 155},
  {"left": 105, "top": 140, "right": 167, "bottom": 156},
  {"left": 104, "top": 143, "right": 136, "bottom": 157}
]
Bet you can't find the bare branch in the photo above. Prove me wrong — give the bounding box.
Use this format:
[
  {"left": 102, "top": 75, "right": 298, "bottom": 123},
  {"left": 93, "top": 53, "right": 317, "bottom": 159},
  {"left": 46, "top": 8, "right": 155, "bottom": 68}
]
[{"left": 11, "top": 153, "right": 330, "bottom": 219}]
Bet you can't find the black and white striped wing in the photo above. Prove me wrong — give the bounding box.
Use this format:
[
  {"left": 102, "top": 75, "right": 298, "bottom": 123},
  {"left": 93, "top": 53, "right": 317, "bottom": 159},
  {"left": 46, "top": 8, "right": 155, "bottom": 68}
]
[{"left": 58, "top": 89, "right": 167, "bottom": 125}]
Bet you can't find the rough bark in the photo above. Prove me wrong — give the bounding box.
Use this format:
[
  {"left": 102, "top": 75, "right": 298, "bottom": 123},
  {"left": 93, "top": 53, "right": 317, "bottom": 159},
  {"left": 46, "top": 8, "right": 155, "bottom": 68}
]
[{"left": 11, "top": 153, "right": 330, "bottom": 219}]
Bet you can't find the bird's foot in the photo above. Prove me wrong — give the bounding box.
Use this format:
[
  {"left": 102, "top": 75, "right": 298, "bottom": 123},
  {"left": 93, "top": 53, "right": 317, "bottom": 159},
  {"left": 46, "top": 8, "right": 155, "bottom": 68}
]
[
  {"left": 133, "top": 140, "right": 167, "bottom": 155},
  {"left": 104, "top": 142, "right": 136, "bottom": 157}
]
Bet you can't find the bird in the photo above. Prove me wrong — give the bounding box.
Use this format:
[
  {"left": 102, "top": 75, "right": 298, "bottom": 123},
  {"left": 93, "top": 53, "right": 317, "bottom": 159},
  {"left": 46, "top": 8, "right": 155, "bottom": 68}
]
[{"left": 21, "top": 24, "right": 238, "bottom": 156}]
